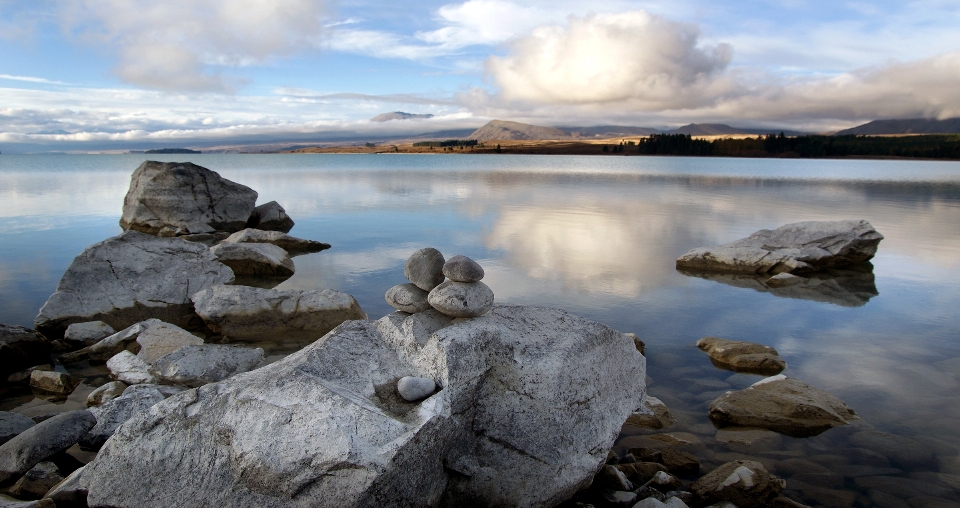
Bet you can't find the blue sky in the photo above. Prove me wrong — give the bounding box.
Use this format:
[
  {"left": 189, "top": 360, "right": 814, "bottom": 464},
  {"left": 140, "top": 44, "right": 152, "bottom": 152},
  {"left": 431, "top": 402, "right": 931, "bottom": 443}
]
[{"left": 2, "top": 0, "right": 960, "bottom": 151}]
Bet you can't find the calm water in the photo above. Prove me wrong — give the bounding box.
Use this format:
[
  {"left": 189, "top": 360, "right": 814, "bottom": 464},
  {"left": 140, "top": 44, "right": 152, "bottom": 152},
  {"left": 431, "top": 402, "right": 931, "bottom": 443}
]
[{"left": 2, "top": 154, "right": 960, "bottom": 504}]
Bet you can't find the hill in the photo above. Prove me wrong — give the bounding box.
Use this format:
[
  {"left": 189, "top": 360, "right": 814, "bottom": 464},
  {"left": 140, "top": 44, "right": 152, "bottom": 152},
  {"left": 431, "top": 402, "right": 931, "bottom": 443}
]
[
  {"left": 370, "top": 111, "right": 435, "bottom": 122},
  {"left": 561, "top": 125, "right": 660, "bottom": 137},
  {"left": 835, "top": 118, "right": 960, "bottom": 135},
  {"left": 468, "top": 120, "right": 569, "bottom": 141},
  {"left": 667, "top": 123, "right": 805, "bottom": 136}
]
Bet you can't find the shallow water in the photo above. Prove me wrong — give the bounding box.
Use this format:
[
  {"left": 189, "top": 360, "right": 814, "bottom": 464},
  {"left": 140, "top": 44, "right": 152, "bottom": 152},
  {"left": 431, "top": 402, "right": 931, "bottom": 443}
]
[{"left": 2, "top": 154, "right": 960, "bottom": 505}]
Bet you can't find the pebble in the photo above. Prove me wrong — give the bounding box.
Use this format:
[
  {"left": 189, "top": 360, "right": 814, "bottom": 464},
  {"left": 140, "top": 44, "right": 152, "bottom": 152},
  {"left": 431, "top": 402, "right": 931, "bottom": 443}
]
[
  {"left": 404, "top": 248, "right": 445, "bottom": 291},
  {"left": 384, "top": 283, "right": 432, "bottom": 313},
  {"left": 427, "top": 280, "right": 494, "bottom": 318},
  {"left": 397, "top": 376, "right": 436, "bottom": 402},
  {"left": 442, "top": 255, "right": 484, "bottom": 282}
]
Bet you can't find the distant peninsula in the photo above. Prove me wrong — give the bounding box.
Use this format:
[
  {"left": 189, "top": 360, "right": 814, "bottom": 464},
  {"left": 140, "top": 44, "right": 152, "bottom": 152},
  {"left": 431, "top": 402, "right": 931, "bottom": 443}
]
[{"left": 144, "top": 148, "right": 201, "bottom": 154}]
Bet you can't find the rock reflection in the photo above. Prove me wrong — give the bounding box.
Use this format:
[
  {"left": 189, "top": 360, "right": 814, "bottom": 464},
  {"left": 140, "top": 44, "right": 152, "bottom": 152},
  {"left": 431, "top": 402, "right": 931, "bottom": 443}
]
[{"left": 677, "top": 264, "right": 879, "bottom": 307}]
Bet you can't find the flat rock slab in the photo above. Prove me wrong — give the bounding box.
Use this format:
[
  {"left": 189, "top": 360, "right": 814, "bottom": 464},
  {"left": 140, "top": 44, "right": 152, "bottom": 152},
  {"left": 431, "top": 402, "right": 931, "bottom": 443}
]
[
  {"left": 120, "top": 161, "right": 258, "bottom": 235},
  {"left": 0, "top": 410, "right": 96, "bottom": 485},
  {"left": 222, "top": 229, "right": 328, "bottom": 254},
  {"left": 150, "top": 344, "right": 264, "bottom": 387},
  {"left": 708, "top": 376, "right": 858, "bottom": 437},
  {"left": 34, "top": 232, "right": 235, "bottom": 340},
  {"left": 697, "top": 337, "right": 786, "bottom": 375},
  {"left": 81, "top": 305, "right": 645, "bottom": 508},
  {"left": 191, "top": 285, "right": 366, "bottom": 341},
  {"left": 0, "top": 325, "right": 51, "bottom": 378},
  {"left": 676, "top": 220, "right": 883, "bottom": 275},
  {"left": 134, "top": 321, "right": 204, "bottom": 364},
  {"left": 28, "top": 371, "right": 78, "bottom": 395},
  {"left": 210, "top": 243, "right": 294, "bottom": 278}
]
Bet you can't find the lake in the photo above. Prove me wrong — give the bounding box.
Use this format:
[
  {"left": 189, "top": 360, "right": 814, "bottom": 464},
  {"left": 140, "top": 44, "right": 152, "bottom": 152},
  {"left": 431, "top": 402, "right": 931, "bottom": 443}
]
[{"left": 2, "top": 153, "right": 960, "bottom": 505}]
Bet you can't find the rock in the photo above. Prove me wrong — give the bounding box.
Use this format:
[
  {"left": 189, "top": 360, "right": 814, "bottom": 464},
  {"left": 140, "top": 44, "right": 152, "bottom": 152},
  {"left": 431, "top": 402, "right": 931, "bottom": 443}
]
[
  {"left": 0, "top": 410, "right": 96, "bottom": 485},
  {"left": 846, "top": 430, "right": 934, "bottom": 469},
  {"left": 120, "top": 161, "right": 258, "bottom": 235},
  {"left": 106, "top": 351, "right": 156, "bottom": 385},
  {"left": 427, "top": 280, "right": 495, "bottom": 318},
  {"left": 400, "top": 310, "right": 454, "bottom": 345},
  {"left": 62, "top": 321, "right": 115, "bottom": 348},
  {"left": 697, "top": 337, "right": 786, "bottom": 375},
  {"left": 676, "top": 220, "right": 883, "bottom": 275},
  {"left": 80, "top": 385, "right": 165, "bottom": 451},
  {"left": 404, "top": 247, "right": 445, "bottom": 291},
  {"left": 442, "top": 255, "right": 484, "bottom": 282},
  {"left": 28, "top": 371, "right": 78, "bottom": 395},
  {"left": 34, "top": 232, "right": 234, "bottom": 340},
  {"left": 6, "top": 366, "right": 53, "bottom": 385},
  {"left": 770, "top": 497, "right": 813, "bottom": 508},
  {"left": 149, "top": 345, "right": 264, "bottom": 387},
  {"left": 7, "top": 462, "right": 63, "bottom": 500},
  {"left": 0, "top": 325, "right": 51, "bottom": 378},
  {"left": 209, "top": 243, "right": 294, "bottom": 278},
  {"left": 766, "top": 273, "right": 803, "bottom": 287},
  {"left": 222, "top": 228, "right": 328, "bottom": 254},
  {"left": 708, "top": 376, "right": 858, "bottom": 437},
  {"left": 190, "top": 285, "right": 366, "bottom": 341},
  {"left": 0, "top": 497, "right": 56, "bottom": 507},
  {"left": 0, "top": 413, "right": 35, "bottom": 447},
  {"left": 42, "top": 465, "right": 87, "bottom": 507},
  {"left": 86, "top": 381, "right": 129, "bottom": 407},
  {"left": 660, "top": 448, "right": 700, "bottom": 477},
  {"left": 384, "top": 283, "right": 431, "bottom": 313},
  {"left": 81, "top": 305, "right": 645, "bottom": 507},
  {"left": 248, "top": 201, "right": 294, "bottom": 233},
  {"left": 596, "top": 465, "right": 634, "bottom": 491},
  {"left": 690, "top": 460, "right": 786, "bottom": 508},
  {"left": 633, "top": 495, "right": 690, "bottom": 507},
  {"left": 626, "top": 396, "right": 675, "bottom": 429},
  {"left": 625, "top": 332, "right": 645, "bottom": 354},
  {"left": 644, "top": 470, "right": 683, "bottom": 492},
  {"left": 615, "top": 462, "right": 668, "bottom": 485},
  {"left": 396, "top": 376, "right": 436, "bottom": 402},
  {"left": 134, "top": 322, "right": 204, "bottom": 364}
]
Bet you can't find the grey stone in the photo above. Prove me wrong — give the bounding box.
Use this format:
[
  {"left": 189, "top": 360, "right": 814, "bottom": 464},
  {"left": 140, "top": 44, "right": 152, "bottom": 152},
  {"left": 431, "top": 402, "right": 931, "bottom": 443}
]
[
  {"left": 427, "top": 280, "right": 494, "bottom": 318},
  {"left": 28, "top": 371, "right": 78, "bottom": 395},
  {"left": 59, "top": 319, "right": 169, "bottom": 364},
  {"left": 690, "top": 460, "right": 786, "bottom": 508},
  {"left": 708, "top": 376, "right": 858, "bottom": 437},
  {"left": 81, "top": 305, "right": 645, "bottom": 508},
  {"left": 209, "top": 243, "right": 294, "bottom": 278},
  {"left": 6, "top": 366, "right": 52, "bottom": 386},
  {"left": 63, "top": 321, "right": 115, "bottom": 348},
  {"left": 660, "top": 448, "right": 699, "bottom": 477},
  {"left": 404, "top": 247, "right": 445, "bottom": 291},
  {"left": 596, "top": 464, "right": 634, "bottom": 491},
  {"left": 0, "top": 413, "right": 35, "bottom": 446},
  {"left": 106, "top": 351, "right": 157, "bottom": 385},
  {"left": 0, "top": 325, "right": 51, "bottom": 378},
  {"left": 384, "top": 283, "right": 431, "bottom": 313},
  {"left": 442, "top": 255, "right": 484, "bottom": 282},
  {"left": 626, "top": 396, "right": 675, "bottom": 429},
  {"left": 134, "top": 322, "right": 204, "bottom": 365},
  {"left": 34, "top": 232, "right": 234, "bottom": 340},
  {"left": 697, "top": 336, "right": 786, "bottom": 375},
  {"left": 86, "top": 381, "right": 129, "bottom": 407},
  {"left": 190, "top": 285, "right": 366, "bottom": 341},
  {"left": 396, "top": 376, "right": 436, "bottom": 402},
  {"left": 0, "top": 410, "right": 96, "bottom": 485},
  {"left": 42, "top": 465, "right": 87, "bottom": 506},
  {"left": 222, "top": 229, "right": 328, "bottom": 254},
  {"left": 7, "top": 462, "right": 62, "bottom": 500},
  {"left": 676, "top": 220, "right": 883, "bottom": 275},
  {"left": 80, "top": 385, "right": 165, "bottom": 451},
  {"left": 249, "top": 201, "right": 294, "bottom": 233},
  {"left": 120, "top": 161, "right": 258, "bottom": 235},
  {"left": 150, "top": 345, "right": 264, "bottom": 387}
]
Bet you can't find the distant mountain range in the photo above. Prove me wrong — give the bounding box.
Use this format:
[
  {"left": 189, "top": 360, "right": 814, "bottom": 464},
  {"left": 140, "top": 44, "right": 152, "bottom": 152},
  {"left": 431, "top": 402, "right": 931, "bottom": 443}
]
[
  {"left": 835, "top": 118, "right": 960, "bottom": 135},
  {"left": 370, "top": 111, "right": 435, "bottom": 122},
  {"left": 464, "top": 120, "right": 801, "bottom": 142}
]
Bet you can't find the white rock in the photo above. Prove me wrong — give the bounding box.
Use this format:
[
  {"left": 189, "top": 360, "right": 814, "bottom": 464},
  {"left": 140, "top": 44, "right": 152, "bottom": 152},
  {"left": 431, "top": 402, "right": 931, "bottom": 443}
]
[
  {"left": 397, "top": 376, "right": 436, "bottom": 401},
  {"left": 384, "top": 283, "right": 431, "bottom": 313},
  {"left": 81, "top": 305, "right": 646, "bottom": 508},
  {"left": 63, "top": 321, "right": 115, "bottom": 348},
  {"left": 150, "top": 345, "right": 264, "bottom": 387},
  {"left": 135, "top": 322, "right": 204, "bottom": 364},
  {"left": 222, "top": 229, "right": 328, "bottom": 254},
  {"left": 34, "top": 231, "right": 234, "bottom": 340},
  {"left": 209, "top": 243, "right": 294, "bottom": 278},
  {"left": 106, "top": 351, "right": 156, "bottom": 385},
  {"left": 427, "top": 280, "right": 494, "bottom": 318}
]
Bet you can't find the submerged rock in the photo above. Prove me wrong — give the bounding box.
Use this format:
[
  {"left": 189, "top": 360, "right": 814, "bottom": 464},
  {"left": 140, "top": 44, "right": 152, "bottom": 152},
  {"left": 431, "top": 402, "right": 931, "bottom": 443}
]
[
  {"left": 34, "top": 232, "right": 234, "bottom": 340},
  {"left": 120, "top": 161, "right": 258, "bottom": 235},
  {"left": 690, "top": 460, "right": 785, "bottom": 508},
  {"left": 191, "top": 285, "right": 366, "bottom": 341},
  {"left": 697, "top": 336, "right": 786, "bottom": 375},
  {"left": 28, "top": 371, "right": 79, "bottom": 395},
  {"left": 81, "top": 305, "right": 645, "bottom": 507},
  {"left": 209, "top": 242, "right": 294, "bottom": 278},
  {"left": 626, "top": 396, "right": 676, "bottom": 430},
  {"left": 222, "top": 228, "right": 329, "bottom": 254},
  {"left": 676, "top": 220, "right": 883, "bottom": 275},
  {"left": 708, "top": 376, "right": 858, "bottom": 437},
  {"left": 248, "top": 201, "right": 294, "bottom": 233},
  {"left": 0, "top": 325, "right": 51, "bottom": 378}
]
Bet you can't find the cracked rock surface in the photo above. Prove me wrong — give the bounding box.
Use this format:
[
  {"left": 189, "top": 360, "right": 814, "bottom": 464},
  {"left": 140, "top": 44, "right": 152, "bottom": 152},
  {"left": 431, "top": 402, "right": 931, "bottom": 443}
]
[{"left": 80, "top": 305, "right": 645, "bottom": 508}]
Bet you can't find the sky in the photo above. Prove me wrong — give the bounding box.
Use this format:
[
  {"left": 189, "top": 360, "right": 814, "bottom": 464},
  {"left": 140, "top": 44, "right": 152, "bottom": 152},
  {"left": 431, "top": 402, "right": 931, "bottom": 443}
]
[{"left": 2, "top": 0, "right": 960, "bottom": 152}]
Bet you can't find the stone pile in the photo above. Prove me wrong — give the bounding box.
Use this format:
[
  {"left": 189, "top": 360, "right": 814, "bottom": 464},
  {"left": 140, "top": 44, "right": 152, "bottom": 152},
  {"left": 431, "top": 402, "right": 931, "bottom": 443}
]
[{"left": 385, "top": 248, "right": 494, "bottom": 319}]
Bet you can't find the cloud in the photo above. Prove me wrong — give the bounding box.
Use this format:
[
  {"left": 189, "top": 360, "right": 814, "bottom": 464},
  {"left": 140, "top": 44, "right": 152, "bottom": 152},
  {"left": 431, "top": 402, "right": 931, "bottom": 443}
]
[
  {"left": 0, "top": 74, "right": 68, "bottom": 85},
  {"left": 59, "top": 0, "right": 327, "bottom": 92},
  {"left": 416, "top": 0, "right": 545, "bottom": 49}
]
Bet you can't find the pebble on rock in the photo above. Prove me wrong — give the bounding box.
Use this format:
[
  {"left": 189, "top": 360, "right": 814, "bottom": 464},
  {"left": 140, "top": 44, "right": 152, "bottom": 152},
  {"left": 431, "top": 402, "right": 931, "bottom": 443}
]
[
  {"left": 404, "top": 248, "right": 445, "bottom": 291},
  {"left": 427, "top": 280, "right": 494, "bottom": 318},
  {"left": 397, "top": 376, "right": 436, "bottom": 402},
  {"left": 384, "top": 283, "right": 432, "bottom": 314},
  {"left": 442, "top": 255, "right": 484, "bottom": 282}
]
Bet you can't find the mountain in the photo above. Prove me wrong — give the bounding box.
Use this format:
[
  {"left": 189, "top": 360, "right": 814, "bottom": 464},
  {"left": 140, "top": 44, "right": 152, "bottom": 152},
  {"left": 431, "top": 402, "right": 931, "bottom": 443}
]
[
  {"left": 561, "top": 125, "right": 660, "bottom": 137},
  {"left": 468, "top": 120, "right": 570, "bottom": 141},
  {"left": 370, "top": 111, "right": 435, "bottom": 122},
  {"left": 667, "top": 123, "right": 805, "bottom": 136},
  {"left": 835, "top": 118, "right": 960, "bottom": 135}
]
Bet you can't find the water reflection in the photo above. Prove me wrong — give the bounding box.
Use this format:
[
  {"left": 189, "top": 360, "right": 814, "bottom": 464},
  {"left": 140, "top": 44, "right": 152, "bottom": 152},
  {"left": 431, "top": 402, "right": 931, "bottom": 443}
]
[{"left": 677, "top": 265, "right": 879, "bottom": 307}]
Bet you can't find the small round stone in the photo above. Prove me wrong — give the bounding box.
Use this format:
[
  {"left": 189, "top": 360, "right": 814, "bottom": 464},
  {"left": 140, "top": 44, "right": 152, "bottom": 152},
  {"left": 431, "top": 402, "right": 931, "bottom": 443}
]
[
  {"left": 442, "top": 255, "right": 484, "bottom": 282},
  {"left": 404, "top": 248, "right": 445, "bottom": 291},
  {"left": 427, "top": 281, "right": 494, "bottom": 318},
  {"left": 384, "top": 283, "right": 431, "bottom": 313},
  {"left": 397, "top": 376, "right": 436, "bottom": 402}
]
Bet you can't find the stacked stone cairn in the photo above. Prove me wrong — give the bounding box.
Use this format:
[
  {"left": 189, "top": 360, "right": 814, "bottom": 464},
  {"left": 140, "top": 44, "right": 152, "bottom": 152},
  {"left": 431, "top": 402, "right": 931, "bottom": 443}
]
[{"left": 384, "top": 248, "right": 494, "bottom": 402}]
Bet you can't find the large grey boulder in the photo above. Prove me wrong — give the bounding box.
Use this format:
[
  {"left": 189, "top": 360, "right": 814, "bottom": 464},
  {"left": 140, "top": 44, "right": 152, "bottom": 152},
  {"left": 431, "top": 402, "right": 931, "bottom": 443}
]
[
  {"left": 119, "top": 161, "right": 258, "bottom": 235},
  {"left": 676, "top": 220, "right": 883, "bottom": 275},
  {"left": 80, "top": 385, "right": 165, "bottom": 451},
  {"left": 149, "top": 345, "right": 264, "bottom": 387},
  {"left": 34, "top": 232, "right": 235, "bottom": 340},
  {"left": 0, "top": 413, "right": 35, "bottom": 446},
  {"left": 81, "top": 305, "right": 645, "bottom": 507},
  {"left": 708, "top": 376, "right": 858, "bottom": 437},
  {"left": 222, "top": 229, "right": 329, "bottom": 254},
  {"left": 210, "top": 242, "right": 295, "bottom": 278},
  {"left": 0, "top": 325, "right": 51, "bottom": 378},
  {"left": 190, "top": 285, "right": 366, "bottom": 341},
  {"left": 248, "top": 201, "right": 294, "bottom": 233},
  {"left": 0, "top": 410, "right": 96, "bottom": 485}
]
